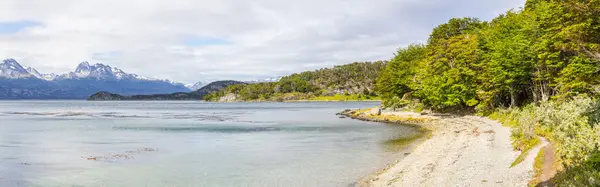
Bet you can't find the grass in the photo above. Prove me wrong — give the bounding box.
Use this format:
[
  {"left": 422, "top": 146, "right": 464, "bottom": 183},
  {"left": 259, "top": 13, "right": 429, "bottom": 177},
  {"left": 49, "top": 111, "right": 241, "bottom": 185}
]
[
  {"left": 510, "top": 136, "right": 541, "bottom": 167},
  {"left": 529, "top": 147, "right": 546, "bottom": 186},
  {"left": 488, "top": 108, "right": 542, "bottom": 167},
  {"left": 367, "top": 113, "right": 434, "bottom": 124},
  {"left": 383, "top": 131, "right": 428, "bottom": 152},
  {"left": 346, "top": 108, "right": 433, "bottom": 152}
]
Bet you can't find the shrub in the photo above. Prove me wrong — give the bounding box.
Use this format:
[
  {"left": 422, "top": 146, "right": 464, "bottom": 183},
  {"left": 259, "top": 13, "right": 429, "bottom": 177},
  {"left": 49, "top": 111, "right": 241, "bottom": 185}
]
[{"left": 493, "top": 96, "right": 600, "bottom": 185}]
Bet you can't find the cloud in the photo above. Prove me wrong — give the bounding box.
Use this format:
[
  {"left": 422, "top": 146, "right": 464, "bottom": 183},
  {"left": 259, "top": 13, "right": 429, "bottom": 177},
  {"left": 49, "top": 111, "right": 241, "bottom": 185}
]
[
  {"left": 182, "top": 36, "right": 231, "bottom": 47},
  {"left": 0, "top": 0, "right": 525, "bottom": 83}
]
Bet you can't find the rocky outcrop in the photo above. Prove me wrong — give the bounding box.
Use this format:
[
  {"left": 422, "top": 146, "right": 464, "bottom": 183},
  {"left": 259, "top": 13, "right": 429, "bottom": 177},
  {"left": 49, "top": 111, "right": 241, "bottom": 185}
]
[
  {"left": 87, "top": 92, "right": 127, "bottom": 100},
  {"left": 218, "top": 93, "right": 239, "bottom": 102}
]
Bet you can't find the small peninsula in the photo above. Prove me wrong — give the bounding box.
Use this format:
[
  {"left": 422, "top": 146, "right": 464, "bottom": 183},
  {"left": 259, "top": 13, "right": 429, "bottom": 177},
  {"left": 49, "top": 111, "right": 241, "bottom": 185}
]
[{"left": 87, "top": 80, "right": 245, "bottom": 100}]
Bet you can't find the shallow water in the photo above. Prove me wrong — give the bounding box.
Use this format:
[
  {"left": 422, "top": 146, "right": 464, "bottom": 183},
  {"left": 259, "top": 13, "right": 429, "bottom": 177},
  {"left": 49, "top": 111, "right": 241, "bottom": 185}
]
[{"left": 0, "top": 101, "right": 419, "bottom": 187}]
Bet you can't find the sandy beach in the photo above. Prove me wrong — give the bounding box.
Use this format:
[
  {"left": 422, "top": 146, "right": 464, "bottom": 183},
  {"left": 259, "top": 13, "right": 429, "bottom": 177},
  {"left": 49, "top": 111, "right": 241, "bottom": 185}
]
[{"left": 344, "top": 108, "right": 546, "bottom": 187}]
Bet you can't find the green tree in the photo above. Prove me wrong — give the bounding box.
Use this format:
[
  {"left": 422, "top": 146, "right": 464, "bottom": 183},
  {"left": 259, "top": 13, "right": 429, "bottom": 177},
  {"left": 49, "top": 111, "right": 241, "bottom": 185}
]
[
  {"left": 376, "top": 44, "right": 425, "bottom": 100},
  {"left": 415, "top": 18, "right": 485, "bottom": 109},
  {"left": 478, "top": 10, "right": 536, "bottom": 108}
]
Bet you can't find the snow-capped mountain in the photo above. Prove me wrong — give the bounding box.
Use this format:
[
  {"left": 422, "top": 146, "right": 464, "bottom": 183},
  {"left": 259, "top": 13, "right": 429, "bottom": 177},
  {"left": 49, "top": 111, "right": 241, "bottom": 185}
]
[
  {"left": 185, "top": 81, "right": 207, "bottom": 91},
  {"left": 245, "top": 76, "right": 282, "bottom": 83},
  {"left": 23, "top": 66, "right": 57, "bottom": 81},
  {"left": 0, "top": 59, "right": 34, "bottom": 78},
  {"left": 25, "top": 67, "right": 42, "bottom": 78},
  {"left": 0, "top": 59, "right": 192, "bottom": 99},
  {"left": 56, "top": 61, "right": 153, "bottom": 81}
]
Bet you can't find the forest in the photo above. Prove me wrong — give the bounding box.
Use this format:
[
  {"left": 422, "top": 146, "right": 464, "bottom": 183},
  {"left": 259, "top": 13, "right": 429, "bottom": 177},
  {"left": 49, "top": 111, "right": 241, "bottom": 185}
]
[
  {"left": 204, "top": 61, "right": 386, "bottom": 101},
  {"left": 375, "top": 0, "right": 599, "bottom": 185}
]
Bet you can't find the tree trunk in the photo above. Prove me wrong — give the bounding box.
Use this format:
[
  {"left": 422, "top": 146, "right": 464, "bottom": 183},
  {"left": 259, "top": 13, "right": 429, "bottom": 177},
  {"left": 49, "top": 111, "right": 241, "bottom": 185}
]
[{"left": 509, "top": 86, "right": 517, "bottom": 108}]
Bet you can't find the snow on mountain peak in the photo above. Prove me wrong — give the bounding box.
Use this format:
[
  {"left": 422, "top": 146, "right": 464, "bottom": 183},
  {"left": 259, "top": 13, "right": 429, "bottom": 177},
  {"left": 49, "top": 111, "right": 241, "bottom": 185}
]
[
  {"left": 245, "top": 76, "right": 282, "bottom": 83},
  {"left": 185, "top": 81, "right": 207, "bottom": 91},
  {"left": 70, "top": 62, "right": 119, "bottom": 79},
  {"left": 25, "top": 67, "right": 42, "bottom": 78},
  {"left": 0, "top": 59, "right": 33, "bottom": 78},
  {"left": 0, "top": 59, "right": 190, "bottom": 89},
  {"left": 74, "top": 61, "right": 92, "bottom": 76},
  {"left": 77, "top": 61, "right": 90, "bottom": 68}
]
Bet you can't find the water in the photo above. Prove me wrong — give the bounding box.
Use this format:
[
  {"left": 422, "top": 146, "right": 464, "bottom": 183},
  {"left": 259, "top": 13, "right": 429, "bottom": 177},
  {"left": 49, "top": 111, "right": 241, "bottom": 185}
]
[{"left": 0, "top": 101, "right": 420, "bottom": 187}]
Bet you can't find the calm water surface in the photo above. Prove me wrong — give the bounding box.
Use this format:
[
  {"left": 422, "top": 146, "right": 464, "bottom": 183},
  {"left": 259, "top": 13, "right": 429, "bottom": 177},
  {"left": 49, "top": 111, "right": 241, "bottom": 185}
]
[{"left": 0, "top": 101, "right": 419, "bottom": 187}]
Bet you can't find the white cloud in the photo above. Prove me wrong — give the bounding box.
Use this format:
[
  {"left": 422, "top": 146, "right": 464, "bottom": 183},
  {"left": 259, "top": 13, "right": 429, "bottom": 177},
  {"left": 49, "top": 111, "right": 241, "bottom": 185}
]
[{"left": 0, "top": 0, "right": 525, "bottom": 83}]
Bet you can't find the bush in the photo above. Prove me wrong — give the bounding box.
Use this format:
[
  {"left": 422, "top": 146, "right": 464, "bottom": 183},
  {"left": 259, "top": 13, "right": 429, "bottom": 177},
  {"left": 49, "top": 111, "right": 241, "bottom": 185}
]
[
  {"left": 493, "top": 96, "right": 600, "bottom": 185},
  {"left": 382, "top": 96, "right": 411, "bottom": 110}
]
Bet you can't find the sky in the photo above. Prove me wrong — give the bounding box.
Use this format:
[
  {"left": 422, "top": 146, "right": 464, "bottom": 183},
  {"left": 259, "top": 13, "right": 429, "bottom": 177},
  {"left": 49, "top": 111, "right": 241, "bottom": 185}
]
[{"left": 0, "top": 0, "right": 525, "bottom": 84}]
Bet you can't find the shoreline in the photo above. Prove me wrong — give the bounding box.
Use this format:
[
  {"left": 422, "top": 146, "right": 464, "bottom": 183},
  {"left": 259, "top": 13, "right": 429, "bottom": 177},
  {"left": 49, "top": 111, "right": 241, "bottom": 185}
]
[{"left": 343, "top": 108, "right": 542, "bottom": 187}]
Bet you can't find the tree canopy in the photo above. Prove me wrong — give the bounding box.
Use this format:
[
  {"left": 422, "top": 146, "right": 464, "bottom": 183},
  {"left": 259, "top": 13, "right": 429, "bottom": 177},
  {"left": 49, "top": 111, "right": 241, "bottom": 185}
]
[
  {"left": 377, "top": 0, "right": 600, "bottom": 111},
  {"left": 205, "top": 61, "right": 386, "bottom": 101}
]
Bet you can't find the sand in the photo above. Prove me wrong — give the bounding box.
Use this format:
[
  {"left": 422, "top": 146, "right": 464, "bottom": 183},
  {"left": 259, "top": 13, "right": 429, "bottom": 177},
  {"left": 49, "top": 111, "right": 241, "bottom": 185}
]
[{"left": 347, "top": 109, "right": 545, "bottom": 187}]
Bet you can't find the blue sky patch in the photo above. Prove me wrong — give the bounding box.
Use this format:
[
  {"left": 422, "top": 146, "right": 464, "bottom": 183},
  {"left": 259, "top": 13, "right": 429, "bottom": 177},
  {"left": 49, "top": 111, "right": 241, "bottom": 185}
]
[
  {"left": 0, "top": 21, "right": 41, "bottom": 34},
  {"left": 183, "top": 36, "right": 231, "bottom": 47}
]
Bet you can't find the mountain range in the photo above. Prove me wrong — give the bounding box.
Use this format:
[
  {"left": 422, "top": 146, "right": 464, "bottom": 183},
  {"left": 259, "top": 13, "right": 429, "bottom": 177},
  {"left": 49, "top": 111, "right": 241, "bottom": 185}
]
[{"left": 0, "top": 59, "right": 191, "bottom": 99}]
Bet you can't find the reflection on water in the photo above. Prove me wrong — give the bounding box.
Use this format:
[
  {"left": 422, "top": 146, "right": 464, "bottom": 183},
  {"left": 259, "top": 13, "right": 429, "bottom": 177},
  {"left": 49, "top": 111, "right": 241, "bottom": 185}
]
[{"left": 0, "top": 101, "right": 418, "bottom": 187}]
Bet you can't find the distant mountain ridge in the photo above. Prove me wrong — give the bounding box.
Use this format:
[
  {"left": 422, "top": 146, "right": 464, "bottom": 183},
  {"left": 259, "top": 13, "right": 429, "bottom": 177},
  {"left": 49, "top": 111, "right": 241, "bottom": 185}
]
[
  {"left": 0, "top": 59, "right": 34, "bottom": 79},
  {"left": 185, "top": 81, "right": 208, "bottom": 91},
  {"left": 0, "top": 59, "right": 183, "bottom": 83},
  {"left": 0, "top": 59, "right": 191, "bottom": 99},
  {"left": 245, "top": 76, "right": 282, "bottom": 83},
  {"left": 88, "top": 80, "right": 245, "bottom": 101}
]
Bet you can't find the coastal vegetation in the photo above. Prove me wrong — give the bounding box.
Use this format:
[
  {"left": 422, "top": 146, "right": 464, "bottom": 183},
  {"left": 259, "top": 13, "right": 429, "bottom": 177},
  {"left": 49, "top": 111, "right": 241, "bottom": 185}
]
[
  {"left": 374, "top": 0, "right": 600, "bottom": 185},
  {"left": 204, "top": 62, "right": 385, "bottom": 101}
]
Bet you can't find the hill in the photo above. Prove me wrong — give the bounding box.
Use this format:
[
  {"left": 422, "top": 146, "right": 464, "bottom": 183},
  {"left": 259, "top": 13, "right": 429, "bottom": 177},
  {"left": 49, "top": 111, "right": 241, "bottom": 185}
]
[
  {"left": 88, "top": 80, "right": 245, "bottom": 101},
  {"left": 203, "top": 61, "right": 386, "bottom": 102}
]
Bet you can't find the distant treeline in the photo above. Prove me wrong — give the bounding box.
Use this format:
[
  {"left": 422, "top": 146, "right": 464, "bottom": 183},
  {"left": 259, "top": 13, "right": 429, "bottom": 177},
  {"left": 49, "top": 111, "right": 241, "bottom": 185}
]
[{"left": 204, "top": 62, "right": 386, "bottom": 101}]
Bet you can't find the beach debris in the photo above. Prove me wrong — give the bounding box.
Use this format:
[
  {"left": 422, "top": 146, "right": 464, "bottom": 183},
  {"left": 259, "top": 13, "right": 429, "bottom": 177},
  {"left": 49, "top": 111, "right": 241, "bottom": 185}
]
[{"left": 472, "top": 127, "right": 480, "bottom": 136}]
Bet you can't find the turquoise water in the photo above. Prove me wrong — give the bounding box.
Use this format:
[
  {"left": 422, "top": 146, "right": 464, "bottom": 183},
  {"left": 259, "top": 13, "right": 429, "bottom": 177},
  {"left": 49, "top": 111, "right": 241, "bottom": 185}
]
[{"left": 0, "top": 101, "right": 418, "bottom": 187}]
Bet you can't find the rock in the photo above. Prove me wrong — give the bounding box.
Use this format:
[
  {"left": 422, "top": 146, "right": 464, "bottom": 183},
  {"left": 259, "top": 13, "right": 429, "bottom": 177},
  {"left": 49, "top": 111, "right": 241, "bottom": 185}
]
[
  {"left": 369, "top": 107, "right": 382, "bottom": 116},
  {"left": 218, "top": 93, "right": 239, "bottom": 102},
  {"left": 421, "top": 110, "right": 433, "bottom": 115}
]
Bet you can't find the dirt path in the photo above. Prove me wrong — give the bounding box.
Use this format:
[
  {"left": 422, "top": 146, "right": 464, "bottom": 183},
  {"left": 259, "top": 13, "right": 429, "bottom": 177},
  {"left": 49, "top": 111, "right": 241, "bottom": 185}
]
[
  {"left": 537, "top": 137, "right": 556, "bottom": 187},
  {"left": 351, "top": 111, "right": 546, "bottom": 187}
]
